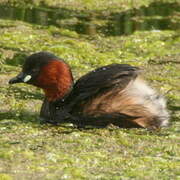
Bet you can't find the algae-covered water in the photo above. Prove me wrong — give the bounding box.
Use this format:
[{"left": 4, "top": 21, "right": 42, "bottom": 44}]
[
  {"left": 0, "top": 1, "right": 179, "bottom": 35},
  {"left": 0, "top": 0, "right": 179, "bottom": 179}
]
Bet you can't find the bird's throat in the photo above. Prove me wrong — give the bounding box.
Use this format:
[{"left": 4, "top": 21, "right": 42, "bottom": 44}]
[{"left": 36, "top": 60, "right": 73, "bottom": 102}]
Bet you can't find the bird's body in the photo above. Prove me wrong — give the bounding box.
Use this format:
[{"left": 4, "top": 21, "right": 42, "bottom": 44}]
[{"left": 9, "top": 52, "right": 169, "bottom": 129}]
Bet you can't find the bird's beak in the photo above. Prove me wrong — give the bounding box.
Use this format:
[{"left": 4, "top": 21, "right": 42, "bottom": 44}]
[{"left": 9, "top": 72, "right": 32, "bottom": 84}]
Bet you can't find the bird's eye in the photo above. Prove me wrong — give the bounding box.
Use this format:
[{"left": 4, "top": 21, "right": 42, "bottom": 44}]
[{"left": 32, "top": 69, "right": 39, "bottom": 73}]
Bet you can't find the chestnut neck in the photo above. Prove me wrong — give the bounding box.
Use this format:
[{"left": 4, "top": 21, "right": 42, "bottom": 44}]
[{"left": 36, "top": 60, "right": 73, "bottom": 102}]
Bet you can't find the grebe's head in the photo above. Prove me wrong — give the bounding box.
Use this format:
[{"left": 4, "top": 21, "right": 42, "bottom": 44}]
[{"left": 9, "top": 51, "right": 73, "bottom": 101}]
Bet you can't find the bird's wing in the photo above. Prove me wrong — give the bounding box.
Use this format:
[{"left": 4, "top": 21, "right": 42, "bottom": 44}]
[{"left": 62, "top": 64, "right": 141, "bottom": 109}]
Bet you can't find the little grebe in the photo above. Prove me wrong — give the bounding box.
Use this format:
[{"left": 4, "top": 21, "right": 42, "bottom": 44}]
[{"left": 9, "top": 52, "right": 170, "bottom": 129}]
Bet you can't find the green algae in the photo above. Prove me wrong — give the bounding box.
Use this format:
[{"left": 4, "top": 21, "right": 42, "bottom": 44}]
[{"left": 0, "top": 0, "right": 180, "bottom": 180}]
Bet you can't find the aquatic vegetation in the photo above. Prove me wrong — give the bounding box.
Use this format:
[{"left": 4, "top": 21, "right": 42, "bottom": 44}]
[{"left": 0, "top": 0, "right": 179, "bottom": 179}]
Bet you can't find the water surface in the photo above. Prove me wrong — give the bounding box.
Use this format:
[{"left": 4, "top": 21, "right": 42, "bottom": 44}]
[{"left": 0, "top": 2, "right": 179, "bottom": 36}]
